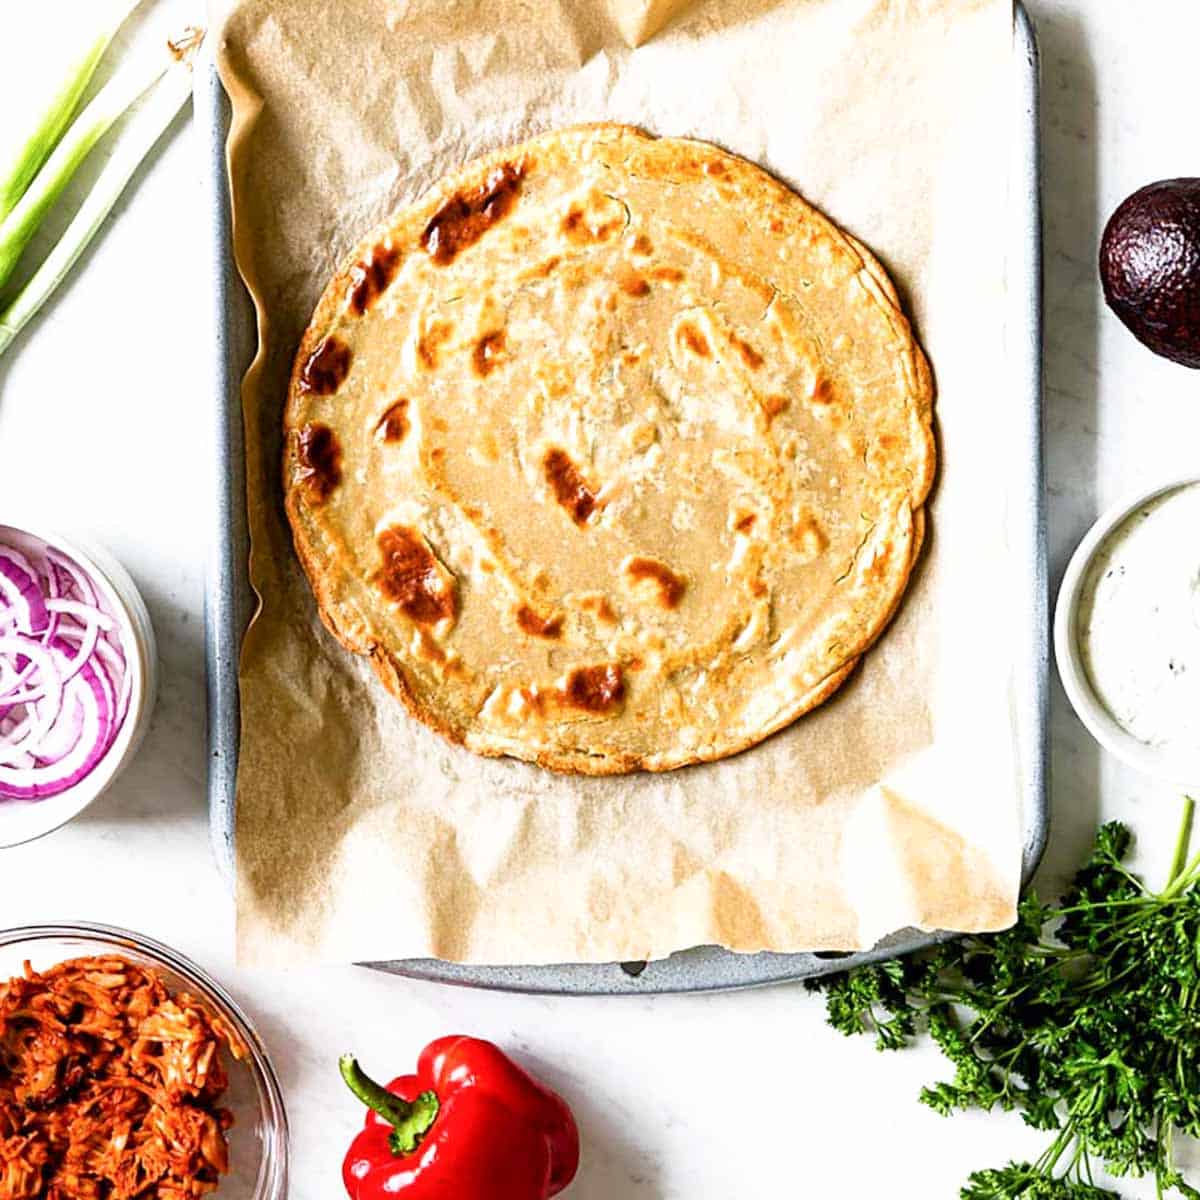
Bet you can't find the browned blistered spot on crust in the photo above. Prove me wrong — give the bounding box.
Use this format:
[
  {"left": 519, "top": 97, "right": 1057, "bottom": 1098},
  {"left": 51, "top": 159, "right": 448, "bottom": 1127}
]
[
  {"left": 735, "top": 513, "right": 756, "bottom": 534},
  {"left": 472, "top": 329, "right": 506, "bottom": 377},
  {"left": 809, "top": 376, "right": 833, "bottom": 406},
  {"left": 416, "top": 630, "right": 446, "bottom": 663},
  {"left": 763, "top": 393, "right": 790, "bottom": 420},
  {"left": 417, "top": 320, "right": 453, "bottom": 370},
  {"left": 542, "top": 374, "right": 571, "bottom": 401},
  {"left": 624, "top": 556, "right": 686, "bottom": 609},
  {"left": 561, "top": 208, "right": 586, "bottom": 240},
  {"left": 506, "top": 225, "right": 533, "bottom": 253},
  {"left": 476, "top": 430, "right": 500, "bottom": 462},
  {"left": 431, "top": 416, "right": 450, "bottom": 433},
  {"left": 631, "top": 233, "right": 654, "bottom": 256},
  {"left": 295, "top": 422, "right": 342, "bottom": 501},
  {"left": 562, "top": 664, "right": 625, "bottom": 713},
  {"left": 580, "top": 594, "right": 617, "bottom": 625},
  {"left": 704, "top": 160, "right": 728, "bottom": 178},
  {"left": 730, "top": 333, "right": 764, "bottom": 370},
  {"left": 750, "top": 578, "right": 768, "bottom": 597},
  {"left": 562, "top": 204, "right": 624, "bottom": 244},
  {"left": 769, "top": 217, "right": 784, "bottom": 234},
  {"left": 349, "top": 241, "right": 402, "bottom": 315},
  {"left": 543, "top": 448, "right": 599, "bottom": 525},
  {"left": 299, "top": 335, "right": 351, "bottom": 395},
  {"left": 375, "top": 399, "right": 409, "bottom": 443},
  {"left": 651, "top": 265, "right": 683, "bottom": 283},
  {"left": 516, "top": 605, "right": 563, "bottom": 639},
  {"left": 677, "top": 321, "right": 710, "bottom": 358},
  {"left": 627, "top": 656, "right": 644, "bottom": 671},
  {"left": 530, "top": 255, "right": 561, "bottom": 279},
  {"left": 430, "top": 447, "right": 445, "bottom": 464},
  {"left": 373, "top": 526, "right": 457, "bottom": 625},
  {"left": 422, "top": 163, "right": 525, "bottom": 265},
  {"left": 866, "top": 541, "right": 893, "bottom": 581},
  {"left": 791, "top": 513, "right": 829, "bottom": 558},
  {"left": 560, "top": 262, "right": 590, "bottom": 290},
  {"left": 621, "top": 350, "right": 643, "bottom": 368},
  {"left": 615, "top": 263, "right": 650, "bottom": 297}
]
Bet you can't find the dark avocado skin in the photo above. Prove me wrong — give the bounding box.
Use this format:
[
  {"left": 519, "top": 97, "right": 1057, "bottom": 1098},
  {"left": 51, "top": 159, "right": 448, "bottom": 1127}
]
[{"left": 1101, "top": 178, "right": 1200, "bottom": 368}]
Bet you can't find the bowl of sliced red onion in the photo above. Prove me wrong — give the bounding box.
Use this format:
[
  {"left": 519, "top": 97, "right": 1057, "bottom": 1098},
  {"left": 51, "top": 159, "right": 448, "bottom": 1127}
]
[{"left": 0, "top": 524, "right": 156, "bottom": 847}]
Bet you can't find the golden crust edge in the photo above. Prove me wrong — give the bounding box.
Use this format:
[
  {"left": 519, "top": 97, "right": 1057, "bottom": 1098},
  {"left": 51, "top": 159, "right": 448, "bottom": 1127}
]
[{"left": 289, "top": 504, "right": 928, "bottom": 778}]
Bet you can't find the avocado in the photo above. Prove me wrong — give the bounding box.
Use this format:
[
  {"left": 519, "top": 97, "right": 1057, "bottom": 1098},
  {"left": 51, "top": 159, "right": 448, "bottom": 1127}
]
[{"left": 1100, "top": 178, "right": 1200, "bottom": 368}]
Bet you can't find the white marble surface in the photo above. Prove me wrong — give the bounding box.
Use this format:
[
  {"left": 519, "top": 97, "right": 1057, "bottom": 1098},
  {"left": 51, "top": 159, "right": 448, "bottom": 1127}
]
[{"left": 3, "top": 2, "right": 1200, "bottom": 1195}]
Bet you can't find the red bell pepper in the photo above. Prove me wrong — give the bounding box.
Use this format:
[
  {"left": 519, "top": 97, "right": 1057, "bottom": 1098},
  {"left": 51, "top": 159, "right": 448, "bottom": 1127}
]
[{"left": 340, "top": 1036, "right": 580, "bottom": 1200}]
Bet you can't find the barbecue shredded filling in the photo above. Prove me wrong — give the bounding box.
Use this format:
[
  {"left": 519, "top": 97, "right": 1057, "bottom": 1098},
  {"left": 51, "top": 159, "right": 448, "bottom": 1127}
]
[{"left": 0, "top": 956, "right": 245, "bottom": 1200}]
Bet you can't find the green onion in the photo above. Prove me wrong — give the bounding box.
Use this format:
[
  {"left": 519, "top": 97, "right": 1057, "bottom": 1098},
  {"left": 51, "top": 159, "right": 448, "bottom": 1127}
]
[
  {"left": 0, "top": 27, "right": 203, "bottom": 358},
  {"left": 0, "top": 55, "right": 169, "bottom": 289},
  {"left": 0, "top": 2, "right": 138, "bottom": 222}
]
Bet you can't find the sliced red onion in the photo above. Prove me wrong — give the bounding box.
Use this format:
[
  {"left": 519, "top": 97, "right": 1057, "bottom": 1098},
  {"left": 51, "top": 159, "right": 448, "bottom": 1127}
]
[
  {"left": 0, "top": 656, "right": 111, "bottom": 799},
  {"left": 0, "top": 637, "right": 63, "bottom": 763},
  {"left": 33, "top": 689, "right": 85, "bottom": 763},
  {"left": 0, "top": 550, "right": 49, "bottom": 635},
  {"left": 41, "top": 615, "right": 101, "bottom": 688},
  {"left": 90, "top": 635, "right": 130, "bottom": 722},
  {"left": 46, "top": 598, "right": 115, "bottom": 630},
  {"left": 1, "top": 711, "right": 33, "bottom": 743},
  {"left": 0, "top": 535, "right": 130, "bottom": 802},
  {"left": 65, "top": 635, "right": 117, "bottom": 725},
  {"left": 46, "top": 547, "right": 98, "bottom": 607}
]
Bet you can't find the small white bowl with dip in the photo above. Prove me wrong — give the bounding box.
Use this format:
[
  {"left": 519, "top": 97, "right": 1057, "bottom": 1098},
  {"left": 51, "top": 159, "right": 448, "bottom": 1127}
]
[{"left": 1055, "top": 477, "right": 1200, "bottom": 786}]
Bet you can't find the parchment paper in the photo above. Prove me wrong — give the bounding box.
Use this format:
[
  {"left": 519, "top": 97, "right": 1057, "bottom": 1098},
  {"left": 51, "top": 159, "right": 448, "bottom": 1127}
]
[{"left": 214, "top": 0, "right": 1024, "bottom": 966}]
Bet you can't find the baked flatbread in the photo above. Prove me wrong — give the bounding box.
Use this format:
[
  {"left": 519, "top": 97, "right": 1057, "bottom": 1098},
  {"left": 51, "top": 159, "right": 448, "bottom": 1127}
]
[{"left": 284, "top": 124, "right": 935, "bottom": 774}]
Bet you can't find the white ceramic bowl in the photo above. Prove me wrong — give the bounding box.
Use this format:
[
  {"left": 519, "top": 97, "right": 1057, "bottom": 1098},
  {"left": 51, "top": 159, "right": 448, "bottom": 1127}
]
[
  {"left": 1054, "top": 476, "right": 1200, "bottom": 787},
  {"left": 0, "top": 523, "right": 158, "bottom": 847}
]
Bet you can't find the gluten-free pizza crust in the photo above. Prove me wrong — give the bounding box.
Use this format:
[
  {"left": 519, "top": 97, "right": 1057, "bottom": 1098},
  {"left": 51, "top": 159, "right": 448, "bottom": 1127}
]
[{"left": 283, "top": 124, "right": 935, "bottom": 774}]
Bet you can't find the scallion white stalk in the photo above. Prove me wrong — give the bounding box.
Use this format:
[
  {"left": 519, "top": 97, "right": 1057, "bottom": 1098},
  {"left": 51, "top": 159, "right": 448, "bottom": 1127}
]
[
  {"left": 0, "top": 28, "right": 203, "bottom": 358},
  {"left": 0, "top": 1, "right": 138, "bottom": 221}
]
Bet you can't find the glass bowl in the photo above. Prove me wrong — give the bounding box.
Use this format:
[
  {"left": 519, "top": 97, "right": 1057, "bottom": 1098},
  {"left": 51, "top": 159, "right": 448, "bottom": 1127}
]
[{"left": 0, "top": 923, "right": 288, "bottom": 1200}]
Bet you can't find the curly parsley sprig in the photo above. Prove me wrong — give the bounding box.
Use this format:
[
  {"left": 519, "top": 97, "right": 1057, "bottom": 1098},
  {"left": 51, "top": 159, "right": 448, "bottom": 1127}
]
[{"left": 810, "top": 797, "right": 1200, "bottom": 1200}]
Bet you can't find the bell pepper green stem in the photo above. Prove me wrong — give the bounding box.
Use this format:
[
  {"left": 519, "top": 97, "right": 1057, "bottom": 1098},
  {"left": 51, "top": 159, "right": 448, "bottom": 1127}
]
[{"left": 339, "top": 1054, "right": 439, "bottom": 1155}]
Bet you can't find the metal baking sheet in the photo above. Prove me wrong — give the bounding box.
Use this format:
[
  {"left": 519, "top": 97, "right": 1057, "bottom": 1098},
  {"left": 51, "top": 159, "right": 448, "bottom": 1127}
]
[{"left": 201, "top": 2, "right": 1047, "bottom": 994}]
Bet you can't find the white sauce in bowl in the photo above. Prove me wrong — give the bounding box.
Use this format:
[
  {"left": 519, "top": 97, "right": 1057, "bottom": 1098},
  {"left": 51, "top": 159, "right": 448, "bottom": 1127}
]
[{"left": 1077, "top": 482, "right": 1200, "bottom": 755}]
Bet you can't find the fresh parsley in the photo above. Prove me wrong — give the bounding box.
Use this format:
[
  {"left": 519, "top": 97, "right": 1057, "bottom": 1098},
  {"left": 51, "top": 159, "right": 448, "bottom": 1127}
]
[{"left": 810, "top": 797, "right": 1200, "bottom": 1199}]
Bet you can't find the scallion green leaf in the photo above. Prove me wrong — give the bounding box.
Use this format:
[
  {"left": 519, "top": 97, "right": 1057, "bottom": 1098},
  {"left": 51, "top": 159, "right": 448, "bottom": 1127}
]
[
  {"left": 0, "top": 27, "right": 203, "bottom": 358},
  {"left": 0, "top": 55, "right": 171, "bottom": 290},
  {"left": 0, "top": 1, "right": 138, "bottom": 222}
]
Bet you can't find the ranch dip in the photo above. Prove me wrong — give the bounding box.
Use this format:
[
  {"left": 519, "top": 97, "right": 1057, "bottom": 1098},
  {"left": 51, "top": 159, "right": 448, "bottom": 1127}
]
[{"left": 1077, "top": 483, "right": 1200, "bottom": 757}]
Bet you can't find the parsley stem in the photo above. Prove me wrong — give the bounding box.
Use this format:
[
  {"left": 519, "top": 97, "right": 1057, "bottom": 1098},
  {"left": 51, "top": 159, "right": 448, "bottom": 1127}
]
[{"left": 1164, "top": 796, "right": 1196, "bottom": 895}]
